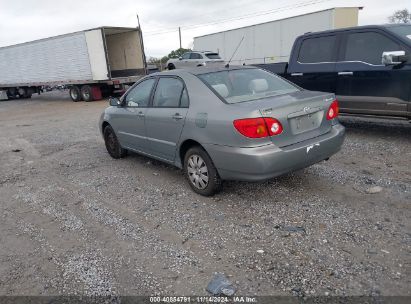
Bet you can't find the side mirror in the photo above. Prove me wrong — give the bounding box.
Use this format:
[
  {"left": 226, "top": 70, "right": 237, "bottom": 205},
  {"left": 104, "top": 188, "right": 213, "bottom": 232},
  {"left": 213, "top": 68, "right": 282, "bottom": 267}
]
[
  {"left": 382, "top": 51, "right": 407, "bottom": 65},
  {"left": 179, "top": 57, "right": 182, "bottom": 60},
  {"left": 109, "top": 97, "right": 121, "bottom": 106}
]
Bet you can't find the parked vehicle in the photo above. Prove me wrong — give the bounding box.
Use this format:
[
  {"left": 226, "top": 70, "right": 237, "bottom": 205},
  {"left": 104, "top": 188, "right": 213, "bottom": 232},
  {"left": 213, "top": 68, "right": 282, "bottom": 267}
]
[
  {"left": 99, "top": 66, "right": 345, "bottom": 196},
  {"left": 166, "top": 51, "right": 224, "bottom": 70},
  {"left": 256, "top": 24, "right": 411, "bottom": 119},
  {"left": 0, "top": 27, "right": 146, "bottom": 102}
]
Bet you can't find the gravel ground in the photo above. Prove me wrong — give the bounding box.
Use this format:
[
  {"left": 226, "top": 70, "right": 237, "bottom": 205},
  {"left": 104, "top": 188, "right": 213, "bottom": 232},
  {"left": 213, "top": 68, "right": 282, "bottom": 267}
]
[{"left": 0, "top": 91, "right": 410, "bottom": 296}]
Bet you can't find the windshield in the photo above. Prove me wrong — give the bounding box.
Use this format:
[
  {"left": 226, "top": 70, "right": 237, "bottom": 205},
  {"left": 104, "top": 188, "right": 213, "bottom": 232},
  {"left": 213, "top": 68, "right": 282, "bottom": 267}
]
[
  {"left": 387, "top": 25, "right": 411, "bottom": 41},
  {"left": 198, "top": 68, "right": 299, "bottom": 104},
  {"left": 205, "top": 53, "right": 221, "bottom": 59}
]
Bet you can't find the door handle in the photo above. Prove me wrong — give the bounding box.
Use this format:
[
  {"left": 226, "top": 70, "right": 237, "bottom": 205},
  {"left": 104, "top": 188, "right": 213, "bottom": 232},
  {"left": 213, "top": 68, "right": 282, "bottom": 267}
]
[
  {"left": 137, "top": 111, "right": 145, "bottom": 117},
  {"left": 172, "top": 113, "right": 183, "bottom": 120},
  {"left": 338, "top": 71, "right": 353, "bottom": 76},
  {"left": 291, "top": 73, "right": 303, "bottom": 76}
]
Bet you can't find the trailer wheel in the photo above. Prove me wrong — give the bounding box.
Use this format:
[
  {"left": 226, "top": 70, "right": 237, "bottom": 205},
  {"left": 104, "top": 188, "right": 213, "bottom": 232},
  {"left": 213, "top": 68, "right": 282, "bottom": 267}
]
[
  {"left": 17, "top": 88, "right": 26, "bottom": 99},
  {"left": 69, "top": 86, "right": 81, "bottom": 102},
  {"left": 81, "top": 85, "right": 94, "bottom": 102}
]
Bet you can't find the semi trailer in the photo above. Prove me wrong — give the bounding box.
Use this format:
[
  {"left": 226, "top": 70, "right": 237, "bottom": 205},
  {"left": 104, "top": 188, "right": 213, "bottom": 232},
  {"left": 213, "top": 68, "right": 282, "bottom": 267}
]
[{"left": 0, "top": 26, "right": 147, "bottom": 102}]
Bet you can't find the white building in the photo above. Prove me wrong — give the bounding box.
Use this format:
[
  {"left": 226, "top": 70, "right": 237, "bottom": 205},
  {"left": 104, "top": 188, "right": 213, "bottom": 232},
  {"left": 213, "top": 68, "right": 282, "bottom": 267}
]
[{"left": 193, "top": 7, "right": 362, "bottom": 65}]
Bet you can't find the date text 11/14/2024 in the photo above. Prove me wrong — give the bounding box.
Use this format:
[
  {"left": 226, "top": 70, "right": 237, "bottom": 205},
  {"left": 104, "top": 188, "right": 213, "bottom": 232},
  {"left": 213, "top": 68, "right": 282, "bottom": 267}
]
[{"left": 149, "top": 296, "right": 257, "bottom": 303}]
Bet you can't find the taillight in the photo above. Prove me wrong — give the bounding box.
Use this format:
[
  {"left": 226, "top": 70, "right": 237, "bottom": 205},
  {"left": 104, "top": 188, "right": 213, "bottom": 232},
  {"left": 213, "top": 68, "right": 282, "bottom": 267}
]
[
  {"left": 233, "top": 117, "right": 283, "bottom": 138},
  {"left": 326, "top": 100, "right": 339, "bottom": 120},
  {"left": 264, "top": 117, "right": 283, "bottom": 136}
]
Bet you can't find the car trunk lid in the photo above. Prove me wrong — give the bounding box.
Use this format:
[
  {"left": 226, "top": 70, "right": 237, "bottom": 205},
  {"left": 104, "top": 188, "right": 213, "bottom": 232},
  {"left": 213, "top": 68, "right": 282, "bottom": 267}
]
[{"left": 233, "top": 90, "right": 335, "bottom": 148}]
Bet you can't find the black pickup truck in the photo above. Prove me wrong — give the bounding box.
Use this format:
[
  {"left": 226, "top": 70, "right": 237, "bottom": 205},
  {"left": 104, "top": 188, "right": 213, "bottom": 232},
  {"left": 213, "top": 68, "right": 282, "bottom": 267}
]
[{"left": 258, "top": 24, "right": 411, "bottom": 120}]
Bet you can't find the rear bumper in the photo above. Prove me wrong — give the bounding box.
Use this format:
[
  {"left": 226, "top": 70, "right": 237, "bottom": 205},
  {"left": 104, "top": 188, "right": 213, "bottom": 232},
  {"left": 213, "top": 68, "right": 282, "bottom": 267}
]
[{"left": 204, "top": 124, "right": 345, "bottom": 181}]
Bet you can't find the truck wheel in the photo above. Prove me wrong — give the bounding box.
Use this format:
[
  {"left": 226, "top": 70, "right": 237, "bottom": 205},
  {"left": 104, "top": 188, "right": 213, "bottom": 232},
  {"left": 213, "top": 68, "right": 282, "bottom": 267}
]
[
  {"left": 81, "top": 85, "right": 94, "bottom": 102},
  {"left": 69, "top": 86, "right": 81, "bottom": 102},
  {"left": 17, "top": 88, "right": 26, "bottom": 99},
  {"left": 168, "top": 63, "right": 175, "bottom": 70}
]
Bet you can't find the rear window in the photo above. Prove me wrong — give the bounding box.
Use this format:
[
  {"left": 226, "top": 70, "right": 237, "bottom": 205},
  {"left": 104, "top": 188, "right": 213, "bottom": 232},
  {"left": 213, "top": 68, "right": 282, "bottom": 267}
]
[
  {"left": 198, "top": 68, "right": 299, "bottom": 104},
  {"left": 298, "top": 35, "right": 336, "bottom": 63},
  {"left": 205, "top": 53, "right": 221, "bottom": 59}
]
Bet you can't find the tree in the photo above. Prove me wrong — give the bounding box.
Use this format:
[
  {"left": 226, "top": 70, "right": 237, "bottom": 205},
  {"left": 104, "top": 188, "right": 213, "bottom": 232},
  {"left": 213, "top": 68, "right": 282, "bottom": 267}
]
[
  {"left": 167, "top": 48, "right": 191, "bottom": 59},
  {"left": 388, "top": 9, "right": 411, "bottom": 24}
]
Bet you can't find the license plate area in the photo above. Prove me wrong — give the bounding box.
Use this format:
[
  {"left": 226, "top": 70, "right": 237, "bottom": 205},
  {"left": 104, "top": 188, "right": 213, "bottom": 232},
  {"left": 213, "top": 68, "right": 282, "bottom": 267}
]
[{"left": 289, "top": 111, "right": 323, "bottom": 134}]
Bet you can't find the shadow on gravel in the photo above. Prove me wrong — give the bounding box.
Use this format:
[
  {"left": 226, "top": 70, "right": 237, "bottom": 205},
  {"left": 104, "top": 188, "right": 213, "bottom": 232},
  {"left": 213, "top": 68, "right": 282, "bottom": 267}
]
[{"left": 339, "top": 117, "right": 411, "bottom": 138}]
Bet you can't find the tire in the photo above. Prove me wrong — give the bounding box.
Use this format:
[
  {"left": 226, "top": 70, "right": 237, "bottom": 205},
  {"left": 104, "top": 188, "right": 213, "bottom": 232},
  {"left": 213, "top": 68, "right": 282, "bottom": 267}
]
[
  {"left": 103, "top": 125, "right": 127, "bottom": 159},
  {"left": 184, "top": 146, "right": 222, "bottom": 196},
  {"left": 80, "top": 85, "right": 94, "bottom": 102},
  {"left": 168, "top": 63, "right": 175, "bottom": 70},
  {"left": 69, "top": 86, "right": 81, "bottom": 102},
  {"left": 17, "top": 88, "right": 26, "bottom": 99}
]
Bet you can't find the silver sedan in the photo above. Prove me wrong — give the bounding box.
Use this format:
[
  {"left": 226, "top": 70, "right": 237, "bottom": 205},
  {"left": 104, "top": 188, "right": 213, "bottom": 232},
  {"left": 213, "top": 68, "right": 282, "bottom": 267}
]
[{"left": 99, "top": 66, "right": 345, "bottom": 196}]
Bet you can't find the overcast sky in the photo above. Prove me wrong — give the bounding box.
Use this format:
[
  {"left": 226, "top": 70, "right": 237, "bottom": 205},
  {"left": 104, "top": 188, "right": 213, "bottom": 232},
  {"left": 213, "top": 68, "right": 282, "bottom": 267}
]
[{"left": 0, "top": 0, "right": 409, "bottom": 58}]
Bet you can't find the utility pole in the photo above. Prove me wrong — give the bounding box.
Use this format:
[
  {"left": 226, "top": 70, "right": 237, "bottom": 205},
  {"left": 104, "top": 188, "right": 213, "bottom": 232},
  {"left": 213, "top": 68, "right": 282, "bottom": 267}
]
[{"left": 178, "top": 27, "right": 182, "bottom": 49}]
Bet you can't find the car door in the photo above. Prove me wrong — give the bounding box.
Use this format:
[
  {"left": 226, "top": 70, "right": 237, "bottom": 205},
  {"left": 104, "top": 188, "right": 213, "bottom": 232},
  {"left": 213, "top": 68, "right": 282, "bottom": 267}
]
[
  {"left": 144, "top": 77, "right": 189, "bottom": 161},
  {"left": 189, "top": 52, "right": 203, "bottom": 67},
  {"left": 287, "top": 34, "right": 338, "bottom": 94},
  {"left": 336, "top": 30, "right": 410, "bottom": 117},
  {"left": 113, "top": 78, "right": 156, "bottom": 153},
  {"left": 178, "top": 52, "right": 192, "bottom": 68}
]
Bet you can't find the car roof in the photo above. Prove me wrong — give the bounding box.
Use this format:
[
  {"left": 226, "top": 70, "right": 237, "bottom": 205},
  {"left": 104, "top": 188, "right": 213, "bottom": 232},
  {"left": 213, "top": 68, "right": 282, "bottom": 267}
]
[
  {"left": 302, "top": 24, "right": 404, "bottom": 37},
  {"left": 192, "top": 50, "right": 218, "bottom": 54},
  {"left": 150, "top": 65, "right": 257, "bottom": 77}
]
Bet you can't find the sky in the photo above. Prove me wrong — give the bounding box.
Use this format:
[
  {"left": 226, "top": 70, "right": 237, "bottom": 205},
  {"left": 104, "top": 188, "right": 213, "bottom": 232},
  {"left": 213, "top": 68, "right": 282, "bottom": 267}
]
[{"left": 0, "top": 0, "right": 409, "bottom": 58}]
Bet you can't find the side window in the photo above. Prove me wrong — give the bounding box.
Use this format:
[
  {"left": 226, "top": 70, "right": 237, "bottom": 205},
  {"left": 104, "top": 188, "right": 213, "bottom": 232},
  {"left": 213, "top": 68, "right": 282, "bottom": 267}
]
[
  {"left": 125, "top": 78, "right": 156, "bottom": 107},
  {"left": 298, "top": 35, "right": 337, "bottom": 63},
  {"left": 153, "top": 78, "right": 185, "bottom": 108},
  {"left": 344, "top": 32, "right": 400, "bottom": 65},
  {"left": 181, "top": 53, "right": 191, "bottom": 59},
  {"left": 190, "top": 53, "right": 203, "bottom": 59}
]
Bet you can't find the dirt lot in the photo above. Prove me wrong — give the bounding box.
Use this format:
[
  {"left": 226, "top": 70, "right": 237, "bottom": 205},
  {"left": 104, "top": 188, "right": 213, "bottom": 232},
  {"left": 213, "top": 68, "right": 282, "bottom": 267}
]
[{"left": 0, "top": 91, "right": 410, "bottom": 297}]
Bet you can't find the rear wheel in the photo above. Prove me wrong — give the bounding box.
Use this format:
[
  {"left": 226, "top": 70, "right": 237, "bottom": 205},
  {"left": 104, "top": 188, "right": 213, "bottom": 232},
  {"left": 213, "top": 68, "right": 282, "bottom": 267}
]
[
  {"left": 184, "top": 146, "right": 222, "bottom": 196},
  {"left": 81, "top": 85, "right": 93, "bottom": 102},
  {"left": 168, "top": 63, "right": 175, "bottom": 70},
  {"left": 69, "top": 86, "right": 81, "bottom": 102},
  {"left": 103, "top": 125, "right": 127, "bottom": 159}
]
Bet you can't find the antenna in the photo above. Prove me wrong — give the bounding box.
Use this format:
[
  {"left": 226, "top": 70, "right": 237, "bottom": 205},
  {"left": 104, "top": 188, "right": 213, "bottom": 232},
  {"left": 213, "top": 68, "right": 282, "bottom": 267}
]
[{"left": 225, "top": 36, "right": 244, "bottom": 68}]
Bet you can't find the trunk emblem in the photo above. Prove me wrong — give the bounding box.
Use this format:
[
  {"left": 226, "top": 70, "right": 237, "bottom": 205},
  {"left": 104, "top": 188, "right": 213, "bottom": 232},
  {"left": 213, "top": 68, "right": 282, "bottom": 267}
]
[
  {"left": 306, "top": 143, "right": 320, "bottom": 153},
  {"left": 303, "top": 106, "right": 311, "bottom": 113}
]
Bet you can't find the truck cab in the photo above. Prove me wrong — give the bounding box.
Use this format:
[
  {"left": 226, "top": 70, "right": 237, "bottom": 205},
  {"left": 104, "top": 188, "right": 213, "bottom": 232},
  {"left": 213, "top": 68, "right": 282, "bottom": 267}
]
[{"left": 283, "top": 25, "right": 411, "bottom": 119}]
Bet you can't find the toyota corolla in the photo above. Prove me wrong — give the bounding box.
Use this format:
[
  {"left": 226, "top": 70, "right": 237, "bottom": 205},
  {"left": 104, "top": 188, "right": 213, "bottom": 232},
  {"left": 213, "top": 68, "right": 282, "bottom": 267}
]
[{"left": 99, "top": 66, "right": 345, "bottom": 196}]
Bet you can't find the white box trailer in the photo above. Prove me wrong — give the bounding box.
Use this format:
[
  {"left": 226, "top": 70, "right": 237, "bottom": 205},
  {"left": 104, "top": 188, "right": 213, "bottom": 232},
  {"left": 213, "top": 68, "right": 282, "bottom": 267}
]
[
  {"left": 193, "top": 7, "right": 361, "bottom": 65},
  {"left": 0, "top": 26, "right": 146, "bottom": 101}
]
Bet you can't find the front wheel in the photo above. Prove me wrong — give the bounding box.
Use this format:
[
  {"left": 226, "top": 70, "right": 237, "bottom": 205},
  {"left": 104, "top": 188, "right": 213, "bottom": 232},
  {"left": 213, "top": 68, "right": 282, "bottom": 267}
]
[
  {"left": 184, "top": 146, "right": 222, "bottom": 196},
  {"left": 167, "top": 63, "right": 175, "bottom": 70},
  {"left": 103, "top": 125, "right": 127, "bottom": 159}
]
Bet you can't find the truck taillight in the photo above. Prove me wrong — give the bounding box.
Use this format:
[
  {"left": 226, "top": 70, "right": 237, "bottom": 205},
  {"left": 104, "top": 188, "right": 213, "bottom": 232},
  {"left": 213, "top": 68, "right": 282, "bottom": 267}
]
[
  {"left": 233, "top": 117, "right": 283, "bottom": 138},
  {"left": 326, "top": 100, "right": 339, "bottom": 120}
]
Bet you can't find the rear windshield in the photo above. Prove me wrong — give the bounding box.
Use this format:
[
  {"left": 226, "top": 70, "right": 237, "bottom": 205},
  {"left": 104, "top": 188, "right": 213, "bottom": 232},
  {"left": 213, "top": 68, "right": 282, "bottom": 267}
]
[
  {"left": 387, "top": 25, "right": 411, "bottom": 42},
  {"left": 198, "top": 68, "right": 299, "bottom": 104},
  {"left": 205, "top": 53, "right": 221, "bottom": 59}
]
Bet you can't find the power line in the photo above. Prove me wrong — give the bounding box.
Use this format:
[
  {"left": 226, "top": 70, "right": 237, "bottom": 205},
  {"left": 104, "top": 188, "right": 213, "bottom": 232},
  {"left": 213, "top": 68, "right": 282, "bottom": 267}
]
[
  {"left": 144, "top": 0, "right": 271, "bottom": 34},
  {"left": 144, "top": 0, "right": 332, "bottom": 36}
]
